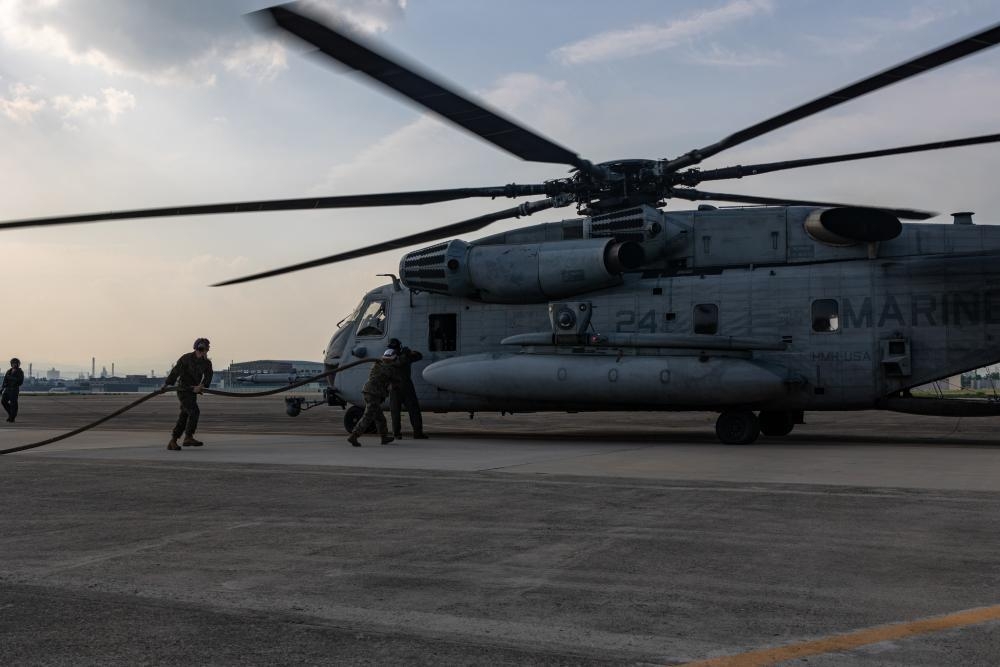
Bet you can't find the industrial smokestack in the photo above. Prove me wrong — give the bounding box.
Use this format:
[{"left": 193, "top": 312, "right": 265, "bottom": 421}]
[
  {"left": 92, "top": 357, "right": 95, "bottom": 378},
  {"left": 952, "top": 211, "right": 974, "bottom": 225},
  {"left": 112, "top": 363, "right": 115, "bottom": 378}
]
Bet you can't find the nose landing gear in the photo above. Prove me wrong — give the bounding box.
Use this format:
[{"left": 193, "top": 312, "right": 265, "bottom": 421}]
[{"left": 344, "top": 404, "right": 376, "bottom": 433}]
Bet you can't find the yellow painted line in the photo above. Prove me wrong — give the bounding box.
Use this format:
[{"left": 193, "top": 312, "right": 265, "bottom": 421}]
[{"left": 682, "top": 604, "right": 1000, "bottom": 667}]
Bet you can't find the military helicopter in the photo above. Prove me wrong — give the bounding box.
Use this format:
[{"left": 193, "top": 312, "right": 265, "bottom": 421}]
[{"left": 5, "top": 6, "right": 1000, "bottom": 444}]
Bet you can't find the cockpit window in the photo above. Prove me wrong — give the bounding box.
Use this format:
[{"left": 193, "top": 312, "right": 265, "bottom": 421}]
[
  {"left": 336, "top": 301, "right": 363, "bottom": 329},
  {"left": 356, "top": 299, "right": 388, "bottom": 337}
]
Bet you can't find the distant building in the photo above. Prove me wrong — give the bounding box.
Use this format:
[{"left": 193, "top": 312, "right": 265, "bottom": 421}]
[
  {"left": 228, "top": 360, "right": 324, "bottom": 374},
  {"left": 224, "top": 359, "right": 325, "bottom": 389},
  {"left": 914, "top": 374, "right": 965, "bottom": 392},
  {"left": 46, "top": 368, "right": 60, "bottom": 380}
]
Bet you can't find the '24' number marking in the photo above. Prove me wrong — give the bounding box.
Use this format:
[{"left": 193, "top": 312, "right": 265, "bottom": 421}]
[{"left": 616, "top": 310, "right": 656, "bottom": 333}]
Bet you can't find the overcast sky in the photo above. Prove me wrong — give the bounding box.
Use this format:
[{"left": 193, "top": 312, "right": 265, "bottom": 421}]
[{"left": 2, "top": 0, "right": 1000, "bottom": 375}]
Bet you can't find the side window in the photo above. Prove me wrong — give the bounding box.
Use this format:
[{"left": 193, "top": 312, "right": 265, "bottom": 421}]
[
  {"left": 429, "top": 313, "right": 457, "bottom": 352},
  {"left": 356, "top": 300, "right": 388, "bottom": 337},
  {"left": 693, "top": 303, "right": 718, "bottom": 335},
  {"left": 812, "top": 299, "right": 839, "bottom": 332}
]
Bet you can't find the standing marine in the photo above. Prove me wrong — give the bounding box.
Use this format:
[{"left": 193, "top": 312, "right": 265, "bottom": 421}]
[
  {"left": 347, "top": 348, "right": 399, "bottom": 447},
  {"left": 1, "top": 357, "right": 24, "bottom": 423},
  {"left": 164, "top": 338, "right": 213, "bottom": 451},
  {"left": 388, "top": 338, "right": 427, "bottom": 439}
]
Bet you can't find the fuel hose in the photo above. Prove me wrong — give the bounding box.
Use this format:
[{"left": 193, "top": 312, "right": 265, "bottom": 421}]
[{"left": 0, "top": 358, "right": 376, "bottom": 456}]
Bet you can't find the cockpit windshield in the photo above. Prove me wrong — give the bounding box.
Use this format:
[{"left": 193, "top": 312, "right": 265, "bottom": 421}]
[
  {"left": 325, "top": 298, "right": 388, "bottom": 363},
  {"left": 336, "top": 301, "right": 364, "bottom": 329},
  {"left": 356, "top": 299, "right": 388, "bottom": 337},
  {"left": 326, "top": 300, "right": 365, "bottom": 362}
]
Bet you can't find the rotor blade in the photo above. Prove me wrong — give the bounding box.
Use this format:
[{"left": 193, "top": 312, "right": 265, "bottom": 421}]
[
  {"left": 663, "top": 22, "right": 1000, "bottom": 171},
  {"left": 260, "top": 5, "right": 595, "bottom": 174},
  {"left": 670, "top": 188, "right": 936, "bottom": 220},
  {"left": 213, "top": 198, "right": 559, "bottom": 286},
  {"left": 0, "top": 185, "right": 550, "bottom": 231},
  {"left": 687, "top": 133, "right": 1000, "bottom": 183}
]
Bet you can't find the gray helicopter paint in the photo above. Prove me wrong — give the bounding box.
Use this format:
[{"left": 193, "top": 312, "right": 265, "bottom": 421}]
[
  {"left": 422, "top": 353, "right": 789, "bottom": 407},
  {"left": 329, "top": 206, "right": 1000, "bottom": 415}
]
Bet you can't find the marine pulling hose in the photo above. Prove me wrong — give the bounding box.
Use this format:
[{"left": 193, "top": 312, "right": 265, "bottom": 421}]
[{"left": 0, "top": 358, "right": 377, "bottom": 456}]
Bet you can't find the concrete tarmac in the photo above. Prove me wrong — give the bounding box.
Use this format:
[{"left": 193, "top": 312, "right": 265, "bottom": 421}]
[{"left": 3, "top": 402, "right": 1000, "bottom": 665}]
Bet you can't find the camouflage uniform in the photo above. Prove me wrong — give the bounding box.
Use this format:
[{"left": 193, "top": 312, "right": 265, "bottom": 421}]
[
  {"left": 166, "top": 352, "right": 214, "bottom": 440},
  {"left": 352, "top": 359, "right": 399, "bottom": 437},
  {"left": 390, "top": 347, "right": 424, "bottom": 437}
]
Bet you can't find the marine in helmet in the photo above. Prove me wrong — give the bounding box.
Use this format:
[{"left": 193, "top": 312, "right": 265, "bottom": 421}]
[
  {"left": 387, "top": 338, "right": 427, "bottom": 439},
  {"left": 1, "top": 357, "right": 24, "bottom": 423},
  {"left": 164, "top": 338, "right": 213, "bottom": 451},
  {"left": 347, "top": 348, "right": 399, "bottom": 447}
]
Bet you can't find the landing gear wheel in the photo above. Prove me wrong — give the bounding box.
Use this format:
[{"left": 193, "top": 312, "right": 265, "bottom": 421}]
[
  {"left": 716, "top": 411, "right": 760, "bottom": 445},
  {"left": 758, "top": 411, "right": 795, "bottom": 437},
  {"left": 343, "top": 405, "right": 375, "bottom": 434}
]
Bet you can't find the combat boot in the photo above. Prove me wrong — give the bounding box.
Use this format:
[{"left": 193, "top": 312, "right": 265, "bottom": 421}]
[
  {"left": 167, "top": 438, "right": 181, "bottom": 451},
  {"left": 347, "top": 433, "right": 361, "bottom": 447},
  {"left": 380, "top": 434, "right": 395, "bottom": 445},
  {"left": 182, "top": 437, "right": 204, "bottom": 447}
]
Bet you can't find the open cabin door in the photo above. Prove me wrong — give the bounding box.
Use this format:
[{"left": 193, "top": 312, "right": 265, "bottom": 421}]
[{"left": 428, "top": 313, "right": 458, "bottom": 356}]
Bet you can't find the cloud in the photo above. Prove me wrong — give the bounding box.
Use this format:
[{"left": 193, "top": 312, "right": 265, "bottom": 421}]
[
  {"left": 10, "top": 84, "right": 136, "bottom": 127},
  {"left": 0, "top": 1, "right": 408, "bottom": 86},
  {"left": 0, "top": 0, "right": 218, "bottom": 85},
  {"left": 222, "top": 40, "right": 288, "bottom": 82},
  {"left": 0, "top": 82, "right": 46, "bottom": 122},
  {"left": 683, "top": 43, "right": 783, "bottom": 67},
  {"left": 857, "top": 5, "right": 957, "bottom": 33},
  {"left": 690, "top": 65, "right": 1000, "bottom": 217},
  {"left": 52, "top": 93, "right": 98, "bottom": 118},
  {"left": 101, "top": 87, "right": 136, "bottom": 120},
  {"left": 317, "top": 72, "right": 581, "bottom": 193},
  {"left": 302, "top": 0, "right": 408, "bottom": 35},
  {"left": 804, "top": 5, "right": 958, "bottom": 56},
  {"left": 551, "top": 0, "right": 773, "bottom": 65}
]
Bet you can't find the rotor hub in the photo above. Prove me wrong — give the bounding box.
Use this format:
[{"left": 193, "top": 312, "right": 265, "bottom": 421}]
[{"left": 576, "top": 159, "right": 666, "bottom": 215}]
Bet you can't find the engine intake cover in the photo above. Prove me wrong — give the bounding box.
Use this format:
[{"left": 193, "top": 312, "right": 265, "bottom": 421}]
[
  {"left": 804, "top": 207, "right": 902, "bottom": 246},
  {"left": 399, "top": 240, "right": 472, "bottom": 295}
]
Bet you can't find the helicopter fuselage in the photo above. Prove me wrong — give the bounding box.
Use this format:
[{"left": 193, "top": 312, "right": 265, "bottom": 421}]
[{"left": 326, "top": 205, "right": 1000, "bottom": 421}]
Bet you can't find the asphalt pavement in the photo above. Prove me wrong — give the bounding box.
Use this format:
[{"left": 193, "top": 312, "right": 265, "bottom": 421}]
[{"left": 2, "top": 404, "right": 1000, "bottom": 665}]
